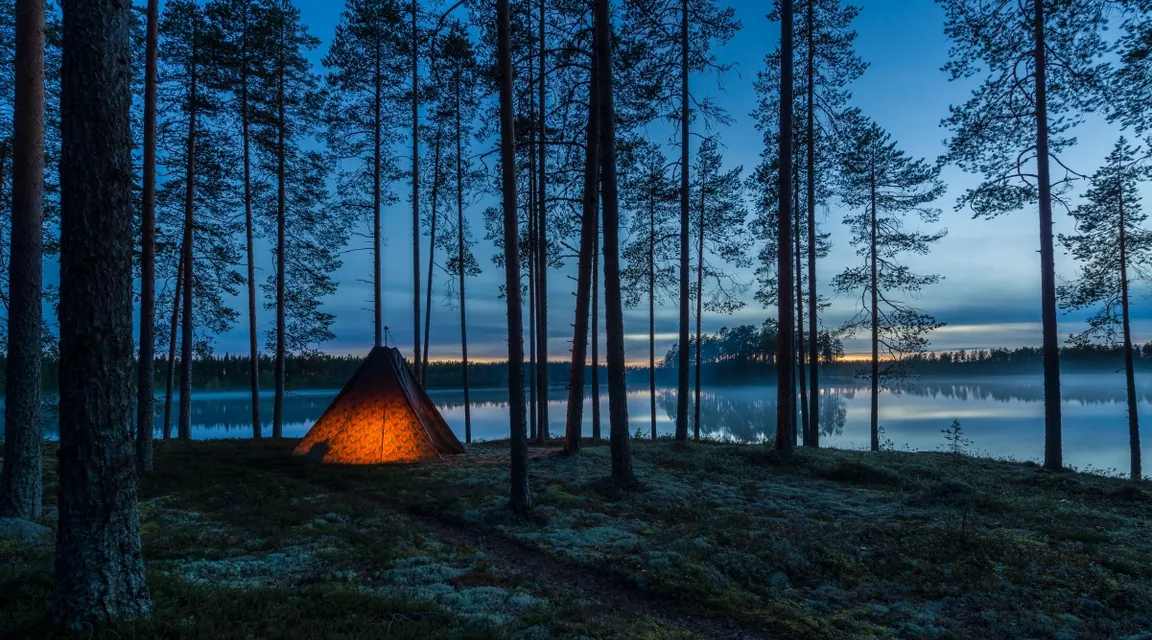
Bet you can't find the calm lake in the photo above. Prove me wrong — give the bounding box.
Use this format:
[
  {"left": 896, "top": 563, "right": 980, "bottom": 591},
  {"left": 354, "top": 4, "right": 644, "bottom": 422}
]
[{"left": 7, "top": 373, "right": 1151, "bottom": 476}]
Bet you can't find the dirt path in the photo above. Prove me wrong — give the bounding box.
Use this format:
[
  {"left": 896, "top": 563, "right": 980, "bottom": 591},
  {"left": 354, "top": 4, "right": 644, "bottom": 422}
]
[{"left": 268, "top": 463, "right": 775, "bottom": 640}]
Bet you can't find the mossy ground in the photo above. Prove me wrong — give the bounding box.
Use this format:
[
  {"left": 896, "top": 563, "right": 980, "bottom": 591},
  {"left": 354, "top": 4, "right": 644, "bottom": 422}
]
[{"left": 2, "top": 438, "right": 1151, "bottom": 639}]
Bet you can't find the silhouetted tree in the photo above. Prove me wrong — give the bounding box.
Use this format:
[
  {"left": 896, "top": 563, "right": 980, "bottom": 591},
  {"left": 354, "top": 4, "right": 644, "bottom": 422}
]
[
  {"left": 937, "top": 0, "right": 1113, "bottom": 470},
  {"left": 621, "top": 138, "right": 678, "bottom": 440},
  {"left": 54, "top": 0, "right": 151, "bottom": 626},
  {"left": 497, "top": 0, "right": 533, "bottom": 514},
  {"left": 1058, "top": 138, "right": 1152, "bottom": 480},
  {"left": 134, "top": 0, "right": 159, "bottom": 469},
  {"left": 774, "top": 0, "right": 795, "bottom": 451},
  {"left": 832, "top": 117, "right": 946, "bottom": 452}
]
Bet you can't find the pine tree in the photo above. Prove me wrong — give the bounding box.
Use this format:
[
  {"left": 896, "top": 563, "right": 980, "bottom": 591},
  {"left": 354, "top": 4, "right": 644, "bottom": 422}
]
[
  {"left": 1058, "top": 138, "right": 1152, "bottom": 480},
  {"left": 831, "top": 117, "right": 947, "bottom": 452},
  {"left": 256, "top": 0, "right": 344, "bottom": 438},
  {"left": 54, "top": 0, "right": 151, "bottom": 625},
  {"left": 774, "top": 0, "right": 795, "bottom": 452},
  {"left": 322, "top": 0, "right": 405, "bottom": 349},
  {"left": 689, "top": 137, "right": 750, "bottom": 441},
  {"left": 937, "top": 0, "right": 1114, "bottom": 470},
  {"left": 621, "top": 138, "right": 678, "bottom": 440},
  {"left": 496, "top": 0, "right": 533, "bottom": 514},
  {"left": 135, "top": 0, "right": 160, "bottom": 471}
]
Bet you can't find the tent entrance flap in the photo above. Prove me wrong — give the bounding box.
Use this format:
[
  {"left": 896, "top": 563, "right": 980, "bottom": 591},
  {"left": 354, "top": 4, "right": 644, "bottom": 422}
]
[{"left": 293, "top": 346, "right": 465, "bottom": 464}]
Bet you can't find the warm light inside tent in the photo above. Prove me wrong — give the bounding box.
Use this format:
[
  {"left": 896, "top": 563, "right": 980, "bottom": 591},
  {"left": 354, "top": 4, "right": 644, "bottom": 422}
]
[{"left": 292, "top": 347, "right": 465, "bottom": 464}]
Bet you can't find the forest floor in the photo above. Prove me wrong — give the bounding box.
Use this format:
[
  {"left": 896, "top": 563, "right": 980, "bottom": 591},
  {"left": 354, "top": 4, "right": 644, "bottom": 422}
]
[{"left": 2, "top": 438, "right": 1152, "bottom": 639}]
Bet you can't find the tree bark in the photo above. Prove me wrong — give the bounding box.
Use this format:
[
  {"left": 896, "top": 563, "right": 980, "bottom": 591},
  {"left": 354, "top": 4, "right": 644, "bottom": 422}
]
[
  {"left": 374, "top": 37, "right": 384, "bottom": 348},
  {"left": 163, "top": 249, "right": 184, "bottom": 441},
  {"left": 869, "top": 167, "right": 879, "bottom": 452},
  {"left": 1, "top": 0, "right": 45, "bottom": 519},
  {"left": 805, "top": 0, "right": 819, "bottom": 448},
  {"left": 528, "top": 145, "right": 538, "bottom": 442},
  {"left": 54, "top": 0, "right": 151, "bottom": 624},
  {"left": 1034, "top": 0, "right": 1062, "bottom": 470},
  {"left": 273, "top": 22, "right": 286, "bottom": 440},
  {"left": 178, "top": 31, "right": 198, "bottom": 442},
  {"left": 422, "top": 121, "right": 445, "bottom": 381},
  {"left": 775, "top": 0, "right": 795, "bottom": 452},
  {"left": 795, "top": 171, "right": 808, "bottom": 444},
  {"left": 674, "top": 0, "right": 690, "bottom": 442},
  {"left": 497, "top": 0, "right": 532, "bottom": 513},
  {"left": 594, "top": 0, "right": 635, "bottom": 484},
  {"left": 412, "top": 0, "right": 421, "bottom": 370},
  {"left": 1118, "top": 174, "right": 1141, "bottom": 480},
  {"left": 455, "top": 66, "right": 471, "bottom": 443},
  {"left": 564, "top": 36, "right": 599, "bottom": 456},
  {"left": 242, "top": 6, "right": 260, "bottom": 439},
  {"left": 134, "top": 0, "right": 159, "bottom": 472},
  {"left": 535, "top": 0, "right": 549, "bottom": 442},
  {"left": 650, "top": 193, "right": 658, "bottom": 440}
]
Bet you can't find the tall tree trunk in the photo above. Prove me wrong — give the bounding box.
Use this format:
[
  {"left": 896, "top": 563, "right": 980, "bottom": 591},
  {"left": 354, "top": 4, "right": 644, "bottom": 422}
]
[
  {"left": 163, "top": 249, "right": 184, "bottom": 441},
  {"left": 775, "top": 0, "right": 795, "bottom": 452},
  {"left": 497, "top": 0, "right": 532, "bottom": 513},
  {"left": 455, "top": 68, "right": 471, "bottom": 443},
  {"left": 649, "top": 196, "right": 657, "bottom": 440},
  {"left": 178, "top": 38, "right": 198, "bottom": 442},
  {"left": 242, "top": 8, "right": 260, "bottom": 439},
  {"left": 422, "top": 121, "right": 445, "bottom": 381},
  {"left": 273, "top": 26, "right": 286, "bottom": 440},
  {"left": 869, "top": 168, "right": 879, "bottom": 452},
  {"left": 1119, "top": 176, "right": 1141, "bottom": 480},
  {"left": 591, "top": 194, "right": 602, "bottom": 440},
  {"left": 804, "top": 0, "right": 819, "bottom": 448},
  {"left": 1, "top": 0, "right": 45, "bottom": 518},
  {"left": 134, "top": 0, "right": 159, "bottom": 471},
  {"left": 528, "top": 147, "right": 538, "bottom": 442},
  {"left": 674, "top": 0, "right": 690, "bottom": 442},
  {"left": 1033, "top": 0, "right": 1062, "bottom": 470},
  {"left": 564, "top": 35, "right": 599, "bottom": 456},
  {"left": 54, "top": 0, "right": 151, "bottom": 624},
  {"left": 411, "top": 0, "right": 421, "bottom": 369},
  {"left": 374, "top": 39, "right": 384, "bottom": 348},
  {"left": 795, "top": 174, "right": 809, "bottom": 444},
  {"left": 536, "top": 0, "right": 549, "bottom": 442},
  {"left": 693, "top": 181, "right": 704, "bottom": 441},
  {"left": 594, "top": 0, "right": 634, "bottom": 484}
]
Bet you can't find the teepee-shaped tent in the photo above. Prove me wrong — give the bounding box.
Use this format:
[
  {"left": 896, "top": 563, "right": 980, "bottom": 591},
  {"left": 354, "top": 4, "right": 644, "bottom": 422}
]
[{"left": 293, "top": 346, "right": 465, "bottom": 464}]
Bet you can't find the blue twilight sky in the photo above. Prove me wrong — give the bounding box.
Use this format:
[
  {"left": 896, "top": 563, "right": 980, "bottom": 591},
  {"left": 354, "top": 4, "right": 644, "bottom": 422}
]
[{"left": 160, "top": 0, "right": 1152, "bottom": 363}]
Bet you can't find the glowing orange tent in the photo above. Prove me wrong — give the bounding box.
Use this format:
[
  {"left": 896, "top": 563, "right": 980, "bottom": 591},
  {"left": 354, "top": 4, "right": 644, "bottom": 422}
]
[{"left": 293, "top": 346, "right": 465, "bottom": 464}]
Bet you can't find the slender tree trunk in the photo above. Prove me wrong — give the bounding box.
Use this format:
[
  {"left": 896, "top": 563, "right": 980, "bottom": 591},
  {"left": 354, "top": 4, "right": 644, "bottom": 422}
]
[
  {"left": 178, "top": 40, "right": 198, "bottom": 442},
  {"left": 134, "top": 0, "right": 159, "bottom": 471},
  {"left": 693, "top": 182, "right": 704, "bottom": 441},
  {"left": 528, "top": 147, "right": 538, "bottom": 442},
  {"left": 594, "top": 0, "right": 634, "bottom": 484},
  {"left": 1, "top": 0, "right": 45, "bottom": 518},
  {"left": 163, "top": 249, "right": 184, "bottom": 441},
  {"left": 55, "top": 0, "right": 151, "bottom": 624},
  {"left": 564, "top": 35, "right": 599, "bottom": 456},
  {"left": 650, "top": 197, "right": 657, "bottom": 440},
  {"left": 775, "top": 0, "right": 795, "bottom": 452},
  {"left": 1119, "top": 178, "right": 1141, "bottom": 480},
  {"left": 374, "top": 40, "right": 384, "bottom": 348},
  {"left": 795, "top": 176, "right": 809, "bottom": 444},
  {"left": 455, "top": 67, "right": 471, "bottom": 443},
  {"left": 675, "top": 0, "right": 690, "bottom": 442},
  {"left": 273, "top": 27, "right": 286, "bottom": 440},
  {"left": 242, "top": 11, "right": 260, "bottom": 439},
  {"left": 805, "top": 0, "right": 819, "bottom": 448},
  {"left": 422, "top": 122, "right": 445, "bottom": 381},
  {"left": 411, "top": 0, "right": 421, "bottom": 369},
  {"left": 536, "top": 0, "right": 549, "bottom": 442},
  {"left": 497, "top": 0, "right": 533, "bottom": 513},
  {"left": 1033, "top": 0, "right": 1062, "bottom": 470},
  {"left": 591, "top": 195, "right": 602, "bottom": 440},
  {"left": 869, "top": 168, "right": 879, "bottom": 452}
]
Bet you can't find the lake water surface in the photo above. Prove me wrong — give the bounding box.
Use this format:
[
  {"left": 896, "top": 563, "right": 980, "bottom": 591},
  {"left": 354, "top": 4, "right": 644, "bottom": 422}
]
[{"left": 7, "top": 373, "right": 1151, "bottom": 476}]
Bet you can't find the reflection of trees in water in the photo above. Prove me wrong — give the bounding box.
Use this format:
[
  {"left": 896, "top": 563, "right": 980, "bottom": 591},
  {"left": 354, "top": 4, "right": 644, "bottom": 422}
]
[
  {"left": 888, "top": 378, "right": 1152, "bottom": 406},
  {"left": 654, "top": 388, "right": 849, "bottom": 442}
]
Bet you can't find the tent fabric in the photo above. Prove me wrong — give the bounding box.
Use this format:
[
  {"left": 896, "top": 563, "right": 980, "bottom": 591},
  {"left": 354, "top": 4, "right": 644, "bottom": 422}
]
[{"left": 293, "top": 346, "right": 465, "bottom": 464}]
